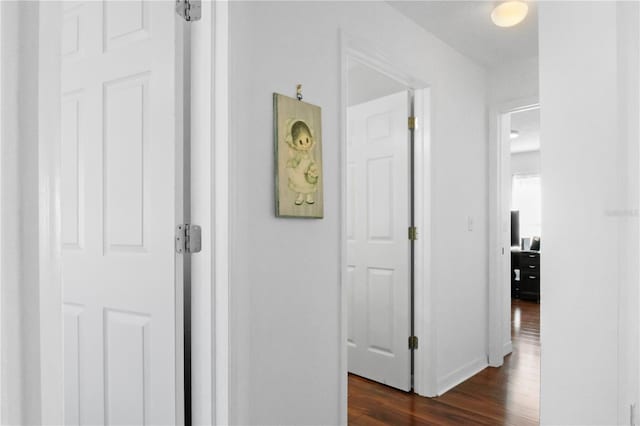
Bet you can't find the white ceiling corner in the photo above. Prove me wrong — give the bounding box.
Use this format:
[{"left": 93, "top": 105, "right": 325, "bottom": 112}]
[{"left": 386, "top": 0, "right": 539, "bottom": 68}]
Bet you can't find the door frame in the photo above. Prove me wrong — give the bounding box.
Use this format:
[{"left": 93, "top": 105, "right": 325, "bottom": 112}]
[
  {"left": 487, "top": 96, "right": 539, "bottom": 367},
  {"left": 27, "top": 2, "right": 231, "bottom": 424},
  {"left": 189, "top": 1, "right": 230, "bottom": 424},
  {"left": 36, "top": 2, "right": 64, "bottom": 423},
  {"left": 339, "top": 31, "right": 435, "bottom": 423}
]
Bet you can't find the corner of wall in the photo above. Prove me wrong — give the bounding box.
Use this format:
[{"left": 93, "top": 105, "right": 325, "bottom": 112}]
[{"left": 437, "top": 357, "right": 488, "bottom": 396}]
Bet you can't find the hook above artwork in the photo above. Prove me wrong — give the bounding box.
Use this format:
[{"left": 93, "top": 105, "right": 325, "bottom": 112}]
[{"left": 296, "top": 84, "right": 303, "bottom": 101}]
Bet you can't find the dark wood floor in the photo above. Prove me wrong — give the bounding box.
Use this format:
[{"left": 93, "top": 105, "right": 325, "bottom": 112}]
[{"left": 348, "top": 299, "right": 540, "bottom": 425}]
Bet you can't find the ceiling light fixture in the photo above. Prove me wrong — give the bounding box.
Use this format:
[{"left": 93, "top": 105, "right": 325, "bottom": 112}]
[
  {"left": 491, "top": 1, "right": 529, "bottom": 28},
  {"left": 510, "top": 130, "right": 520, "bottom": 139}
]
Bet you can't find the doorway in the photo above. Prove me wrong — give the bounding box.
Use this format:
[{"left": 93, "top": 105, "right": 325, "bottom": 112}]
[
  {"left": 510, "top": 107, "right": 542, "bottom": 302},
  {"left": 493, "top": 103, "right": 542, "bottom": 420},
  {"left": 341, "top": 36, "right": 436, "bottom": 406},
  {"left": 345, "top": 57, "right": 413, "bottom": 391}
]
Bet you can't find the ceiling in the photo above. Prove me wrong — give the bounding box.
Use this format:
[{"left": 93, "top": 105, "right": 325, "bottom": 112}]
[
  {"left": 387, "top": 1, "right": 539, "bottom": 68},
  {"left": 510, "top": 107, "right": 540, "bottom": 153}
]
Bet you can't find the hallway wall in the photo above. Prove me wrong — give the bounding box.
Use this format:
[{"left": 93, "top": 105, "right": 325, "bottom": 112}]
[
  {"left": 488, "top": 56, "right": 539, "bottom": 106},
  {"left": 1, "top": 2, "right": 23, "bottom": 423},
  {"left": 228, "top": 1, "right": 488, "bottom": 424},
  {"left": 539, "top": 2, "right": 640, "bottom": 423}
]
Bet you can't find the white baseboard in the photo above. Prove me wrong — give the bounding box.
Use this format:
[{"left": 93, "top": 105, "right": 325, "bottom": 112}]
[
  {"left": 503, "top": 341, "right": 513, "bottom": 356},
  {"left": 437, "top": 357, "right": 487, "bottom": 396}
]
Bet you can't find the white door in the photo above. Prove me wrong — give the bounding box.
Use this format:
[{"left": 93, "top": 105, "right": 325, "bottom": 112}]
[
  {"left": 60, "top": 2, "right": 184, "bottom": 424},
  {"left": 347, "top": 91, "right": 412, "bottom": 391}
]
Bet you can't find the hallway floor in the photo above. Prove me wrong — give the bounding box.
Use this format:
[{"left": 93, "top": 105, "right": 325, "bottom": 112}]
[{"left": 348, "top": 299, "right": 540, "bottom": 425}]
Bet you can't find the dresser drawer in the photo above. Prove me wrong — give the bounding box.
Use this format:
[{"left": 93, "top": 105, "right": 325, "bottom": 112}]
[
  {"left": 521, "top": 261, "right": 540, "bottom": 273},
  {"left": 520, "top": 271, "right": 540, "bottom": 301},
  {"left": 520, "top": 252, "right": 540, "bottom": 269}
]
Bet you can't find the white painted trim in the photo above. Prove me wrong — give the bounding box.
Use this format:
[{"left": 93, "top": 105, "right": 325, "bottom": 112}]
[
  {"left": 436, "top": 357, "right": 487, "bottom": 396},
  {"left": 342, "top": 33, "right": 427, "bottom": 93},
  {"left": 503, "top": 341, "right": 513, "bottom": 357},
  {"left": 412, "top": 88, "right": 436, "bottom": 398},
  {"left": 186, "top": 0, "right": 231, "bottom": 422},
  {"left": 38, "top": 2, "right": 64, "bottom": 424},
  {"left": 0, "top": 4, "right": 22, "bottom": 421},
  {"left": 190, "top": 2, "right": 213, "bottom": 423},
  {"left": 488, "top": 97, "right": 539, "bottom": 367},
  {"left": 212, "top": 2, "right": 230, "bottom": 424},
  {"left": 175, "top": 16, "right": 187, "bottom": 425},
  {"left": 0, "top": 1, "right": 4, "bottom": 421},
  {"left": 184, "top": 1, "right": 230, "bottom": 423},
  {"left": 338, "top": 31, "right": 349, "bottom": 426},
  {"left": 339, "top": 31, "right": 436, "bottom": 421}
]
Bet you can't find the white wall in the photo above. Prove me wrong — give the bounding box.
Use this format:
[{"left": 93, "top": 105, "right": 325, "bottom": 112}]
[
  {"left": 228, "top": 1, "right": 487, "bottom": 424},
  {"left": 511, "top": 151, "right": 540, "bottom": 177},
  {"left": 618, "top": 3, "right": 640, "bottom": 423},
  {"left": 1, "top": 2, "right": 23, "bottom": 423},
  {"left": 488, "top": 56, "right": 539, "bottom": 106},
  {"left": 539, "top": 2, "right": 639, "bottom": 424}
]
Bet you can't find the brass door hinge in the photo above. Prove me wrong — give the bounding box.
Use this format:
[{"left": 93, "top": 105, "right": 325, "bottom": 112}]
[
  {"left": 408, "top": 336, "right": 419, "bottom": 350},
  {"left": 408, "top": 116, "right": 416, "bottom": 130},
  {"left": 408, "top": 226, "right": 418, "bottom": 241}
]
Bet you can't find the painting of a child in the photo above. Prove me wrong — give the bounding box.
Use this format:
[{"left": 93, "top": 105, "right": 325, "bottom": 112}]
[{"left": 274, "top": 94, "right": 323, "bottom": 218}]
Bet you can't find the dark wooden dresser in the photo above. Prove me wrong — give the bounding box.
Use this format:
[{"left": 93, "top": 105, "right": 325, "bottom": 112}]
[{"left": 511, "top": 249, "right": 540, "bottom": 302}]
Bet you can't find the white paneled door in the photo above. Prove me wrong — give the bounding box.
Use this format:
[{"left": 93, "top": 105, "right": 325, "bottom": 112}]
[
  {"left": 60, "top": 2, "right": 183, "bottom": 425},
  {"left": 347, "top": 91, "right": 411, "bottom": 391}
]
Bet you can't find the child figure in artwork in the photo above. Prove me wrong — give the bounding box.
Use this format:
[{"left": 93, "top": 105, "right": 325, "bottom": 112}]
[{"left": 285, "top": 119, "right": 319, "bottom": 205}]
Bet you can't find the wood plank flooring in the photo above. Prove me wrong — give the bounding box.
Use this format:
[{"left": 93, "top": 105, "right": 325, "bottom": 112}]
[{"left": 348, "top": 299, "right": 540, "bottom": 425}]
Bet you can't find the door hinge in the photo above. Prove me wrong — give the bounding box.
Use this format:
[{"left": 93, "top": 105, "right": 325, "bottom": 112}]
[
  {"left": 408, "top": 336, "right": 419, "bottom": 350},
  {"left": 408, "top": 116, "right": 416, "bottom": 130},
  {"left": 176, "top": 0, "right": 201, "bottom": 22},
  {"left": 408, "top": 226, "right": 418, "bottom": 241},
  {"left": 176, "top": 224, "right": 202, "bottom": 254}
]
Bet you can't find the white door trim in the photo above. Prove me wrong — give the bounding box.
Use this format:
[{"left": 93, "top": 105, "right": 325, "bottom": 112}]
[
  {"left": 487, "top": 96, "right": 539, "bottom": 367},
  {"left": 412, "top": 87, "right": 436, "bottom": 398},
  {"left": 0, "top": 2, "right": 6, "bottom": 422},
  {"left": 339, "top": 31, "right": 435, "bottom": 424},
  {"left": 189, "top": 1, "right": 230, "bottom": 424},
  {"left": 188, "top": 1, "right": 231, "bottom": 424},
  {"left": 212, "top": 4, "right": 230, "bottom": 422},
  {"left": 0, "top": 4, "right": 33, "bottom": 421},
  {"left": 38, "top": 2, "right": 64, "bottom": 423}
]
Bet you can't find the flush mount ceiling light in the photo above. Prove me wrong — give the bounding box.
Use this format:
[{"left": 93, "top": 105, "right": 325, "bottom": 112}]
[
  {"left": 491, "top": 1, "right": 529, "bottom": 28},
  {"left": 510, "top": 130, "right": 520, "bottom": 139}
]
